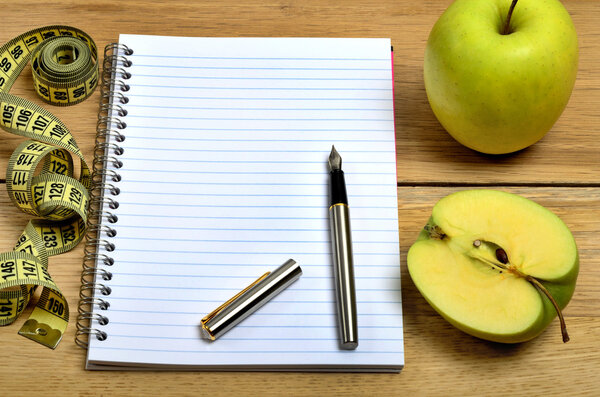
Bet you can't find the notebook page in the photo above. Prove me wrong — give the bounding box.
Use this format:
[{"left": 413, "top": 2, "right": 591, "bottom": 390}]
[{"left": 87, "top": 35, "right": 403, "bottom": 370}]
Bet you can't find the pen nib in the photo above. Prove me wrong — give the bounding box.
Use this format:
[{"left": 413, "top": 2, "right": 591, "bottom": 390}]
[{"left": 329, "top": 145, "right": 342, "bottom": 171}]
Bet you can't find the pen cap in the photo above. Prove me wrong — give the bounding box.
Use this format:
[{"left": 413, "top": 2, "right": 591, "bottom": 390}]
[{"left": 201, "top": 259, "right": 302, "bottom": 340}]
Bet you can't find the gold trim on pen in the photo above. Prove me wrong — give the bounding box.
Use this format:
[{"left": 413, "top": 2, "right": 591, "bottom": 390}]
[
  {"left": 329, "top": 202, "right": 349, "bottom": 211},
  {"left": 200, "top": 271, "right": 272, "bottom": 340}
]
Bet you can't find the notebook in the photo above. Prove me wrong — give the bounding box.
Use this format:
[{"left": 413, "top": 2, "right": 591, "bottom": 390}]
[{"left": 79, "top": 34, "right": 403, "bottom": 371}]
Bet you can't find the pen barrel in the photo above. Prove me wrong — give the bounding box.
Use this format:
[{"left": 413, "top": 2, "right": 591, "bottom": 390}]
[
  {"left": 201, "top": 259, "right": 302, "bottom": 340},
  {"left": 329, "top": 203, "right": 359, "bottom": 350}
]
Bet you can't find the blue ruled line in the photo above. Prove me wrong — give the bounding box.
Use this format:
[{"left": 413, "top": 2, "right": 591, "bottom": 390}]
[
  {"left": 117, "top": 147, "right": 394, "bottom": 153},
  {"left": 114, "top": 248, "right": 397, "bottom": 255},
  {"left": 109, "top": 309, "right": 399, "bottom": 316},
  {"left": 90, "top": 346, "right": 403, "bottom": 354},
  {"left": 113, "top": 236, "right": 396, "bottom": 244},
  {"left": 122, "top": 136, "right": 394, "bottom": 143},
  {"left": 123, "top": 136, "right": 394, "bottom": 143},
  {"left": 116, "top": 202, "right": 397, "bottom": 209},
  {"left": 115, "top": 214, "right": 328, "bottom": 219},
  {"left": 102, "top": 296, "right": 400, "bottom": 303},
  {"left": 120, "top": 180, "right": 390, "bottom": 187},
  {"left": 124, "top": 114, "right": 393, "bottom": 121},
  {"left": 115, "top": 214, "right": 396, "bottom": 221},
  {"left": 106, "top": 334, "right": 403, "bottom": 342},
  {"left": 126, "top": 94, "right": 392, "bottom": 101},
  {"left": 113, "top": 225, "right": 398, "bottom": 232},
  {"left": 130, "top": 54, "right": 390, "bottom": 61},
  {"left": 123, "top": 157, "right": 395, "bottom": 165},
  {"left": 123, "top": 125, "right": 394, "bottom": 132},
  {"left": 114, "top": 260, "right": 398, "bottom": 268},
  {"left": 120, "top": 169, "right": 394, "bottom": 176},
  {"left": 133, "top": 75, "right": 390, "bottom": 82},
  {"left": 126, "top": 104, "right": 393, "bottom": 111},
  {"left": 106, "top": 284, "right": 400, "bottom": 292},
  {"left": 111, "top": 273, "right": 399, "bottom": 280},
  {"left": 131, "top": 83, "right": 392, "bottom": 92},
  {"left": 108, "top": 321, "right": 401, "bottom": 329},
  {"left": 132, "top": 64, "right": 390, "bottom": 71},
  {"left": 117, "top": 192, "right": 396, "bottom": 198}
]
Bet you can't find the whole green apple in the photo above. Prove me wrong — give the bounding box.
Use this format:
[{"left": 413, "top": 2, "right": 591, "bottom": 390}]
[
  {"left": 424, "top": 0, "right": 578, "bottom": 154},
  {"left": 407, "top": 190, "right": 578, "bottom": 343}
]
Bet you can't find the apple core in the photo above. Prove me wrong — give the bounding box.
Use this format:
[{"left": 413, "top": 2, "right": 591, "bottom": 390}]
[{"left": 407, "top": 190, "right": 579, "bottom": 343}]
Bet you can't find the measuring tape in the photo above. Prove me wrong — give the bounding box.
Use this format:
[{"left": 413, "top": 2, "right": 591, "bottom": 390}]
[{"left": 0, "top": 26, "right": 96, "bottom": 348}]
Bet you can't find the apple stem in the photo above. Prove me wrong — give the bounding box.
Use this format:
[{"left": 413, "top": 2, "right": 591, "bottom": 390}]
[
  {"left": 503, "top": 0, "right": 519, "bottom": 35},
  {"left": 525, "top": 275, "right": 570, "bottom": 343}
]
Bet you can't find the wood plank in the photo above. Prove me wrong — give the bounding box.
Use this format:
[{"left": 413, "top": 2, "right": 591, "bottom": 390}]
[
  {"left": 0, "top": 185, "right": 597, "bottom": 394},
  {"left": 394, "top": 0, "right": 600, "bottom": 185},
  {"left": 396, "top": 187, "right": 600, "bottom": 396},
  {"left": 0, "top": 1, "right": 598, "bottom": 185},
  {"left": 0, "top": 1, "right": 598, "bottom": 394}
]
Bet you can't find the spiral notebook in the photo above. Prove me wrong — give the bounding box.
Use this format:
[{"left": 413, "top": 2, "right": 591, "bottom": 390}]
[{"left": 78, "top": 34, "right": 403, "bottom": 371}]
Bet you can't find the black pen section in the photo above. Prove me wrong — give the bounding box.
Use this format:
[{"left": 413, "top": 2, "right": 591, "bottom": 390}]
[{"left": 329, "top": 169, "right": 348, "bottom": 206}]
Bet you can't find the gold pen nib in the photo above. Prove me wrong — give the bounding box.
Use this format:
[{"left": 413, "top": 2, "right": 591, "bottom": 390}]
[{"left": 328, "top": 145, "right": 342, "bottom": 172}]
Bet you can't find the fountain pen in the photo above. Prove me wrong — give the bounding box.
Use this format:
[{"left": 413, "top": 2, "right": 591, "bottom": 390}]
[{"left": 328, "top": 145, "right": 358, "bottom": 350}]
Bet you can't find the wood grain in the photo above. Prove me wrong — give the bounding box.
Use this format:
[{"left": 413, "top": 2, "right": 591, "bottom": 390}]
[
  {"left": 1, "top": 0, "right": 599, "bottom": 184},
  {"left": 0, "top": 185, "right": 598, "bottom": 395},
  {"left": 0, "top": 1, "right": 598, "bottom": 395}
]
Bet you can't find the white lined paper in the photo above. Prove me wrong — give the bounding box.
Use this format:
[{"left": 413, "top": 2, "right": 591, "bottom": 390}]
[{"left": 86, "top": 35, "right": 403, "bottom": 371}]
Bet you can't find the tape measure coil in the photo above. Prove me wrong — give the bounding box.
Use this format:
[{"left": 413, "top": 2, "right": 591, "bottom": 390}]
[
  {"left": 0, "top": 26, "right": 101, "bottom": 348},
  {"left": 30, "top": 35, "right": 98, "bottom": 106},
  {"left": 75, "top": 43, "right": 132, "bottom": 348}
]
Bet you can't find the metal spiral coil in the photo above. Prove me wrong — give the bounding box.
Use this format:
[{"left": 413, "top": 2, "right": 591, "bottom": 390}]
[
  {"left": 93, "top": 155, "right": 123, "bottom": 172},
  {"left": 80, "top": 282, "right": 112, "bottom": 297},
  {"left": 101, "top": 90, "right": 129, "bottom": 105},
  {"left": 83, "top": 252, "right": 114, "bottom": 268},
  {"left": 103, "top": 43, "right": 134, "bottom": 57},
  {"left": 81, "top": 267, "right": 113, "bottom": 282},
  {"left": 78, "top": 312, "right": 110, "bottom": 326},
  {"left": 90, "top": 195, "right": 120, "bottom": 210},
  {"left": 76, "top": 42, "right": 132, "bottom": 349},
  {"left": 92, "top": 169, "right": 122, "bottom": 184},
  {"left": 103, "top": 54, "right": 132, "bottom": 69},
  {"left": 78, "top": 296, "right": 110, "bottom": 311},
  {"left": 75, "top": 326, "right": 107, "bottom": 349},
  {"left": 97, "top": 115, "right": 126, "bottom": 130},
  {"left": 99, "top": 103, "right": 128, "bottom": 117},
  {"left": 88, "top": 208, "right": 119, "bottom": 224},
  {"left": 95, "top": 142, "right": 125, "bottom": 156},
  {"left": 102, "top": 67, "right": 131, "bottom": 81}
]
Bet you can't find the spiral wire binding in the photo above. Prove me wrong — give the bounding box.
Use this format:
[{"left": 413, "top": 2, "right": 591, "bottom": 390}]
[{"left": 75, "top": 43, "right": 133, "bottom": 348}]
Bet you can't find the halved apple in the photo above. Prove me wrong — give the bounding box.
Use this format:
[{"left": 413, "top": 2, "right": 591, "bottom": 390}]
[{"left": 407, "top": 190, "right": 578, "bottom": 343}]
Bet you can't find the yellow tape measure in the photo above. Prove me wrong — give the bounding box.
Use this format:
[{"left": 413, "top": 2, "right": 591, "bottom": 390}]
[{"left": 0, "top": 26, "right": 95, "bottom": 348}]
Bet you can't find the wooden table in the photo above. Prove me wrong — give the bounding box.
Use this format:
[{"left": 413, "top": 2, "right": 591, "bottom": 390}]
[{"left": 1, "top": 0, "right": 598, "bottom": 395}]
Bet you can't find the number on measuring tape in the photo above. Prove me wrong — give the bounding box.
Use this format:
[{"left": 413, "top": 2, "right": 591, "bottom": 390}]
[{"left": 0, "top": 26, "right": 96, "bottom": 349}]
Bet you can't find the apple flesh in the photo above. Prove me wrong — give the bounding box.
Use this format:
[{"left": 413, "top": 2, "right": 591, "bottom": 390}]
[
  {"left": 424, "top": 0, "right": 578, "bottom": 154},
  {"left": 407, "top": 190, "right": 578, "bottom": 343}
]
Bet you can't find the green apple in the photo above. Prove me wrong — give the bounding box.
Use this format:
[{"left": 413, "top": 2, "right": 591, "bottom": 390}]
[
  {"left": 424, "top": 0, "right": 578, "bottom": 154},
  {"left": 407, "top": 190, "right": 578, "bottom": 343}
]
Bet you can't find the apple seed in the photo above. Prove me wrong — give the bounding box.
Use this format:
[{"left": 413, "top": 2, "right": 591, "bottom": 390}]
[{"left": 495, "top": 248, "right": 509, "bottom": 264}]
